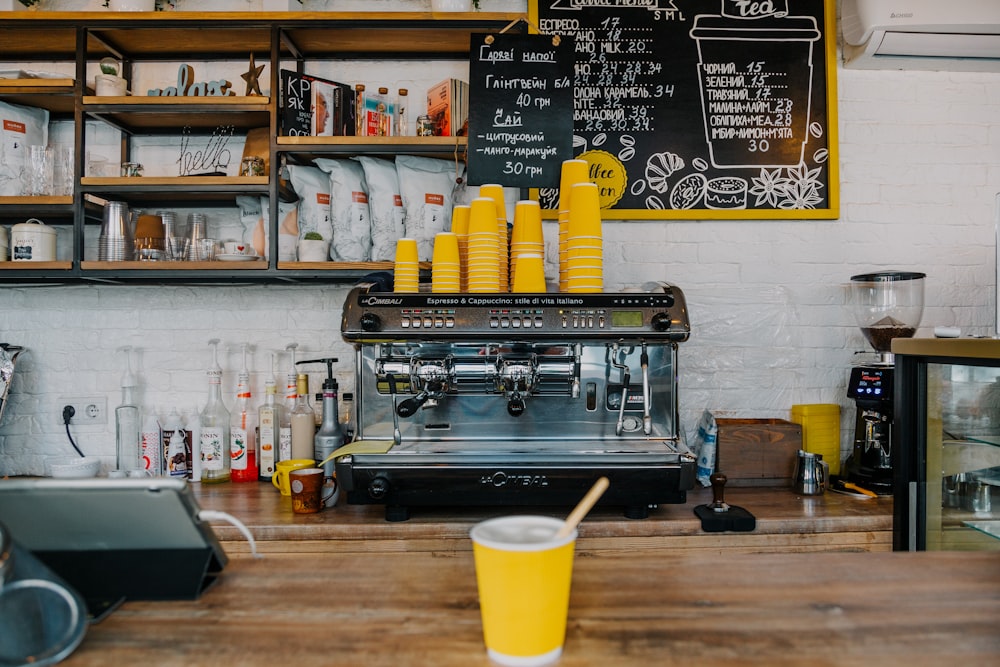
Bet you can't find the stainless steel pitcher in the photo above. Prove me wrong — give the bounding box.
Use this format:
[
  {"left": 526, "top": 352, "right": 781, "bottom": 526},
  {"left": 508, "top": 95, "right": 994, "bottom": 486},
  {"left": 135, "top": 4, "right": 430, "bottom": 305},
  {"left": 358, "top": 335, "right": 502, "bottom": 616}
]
[{"left": 793, "top": 449, "right": 828, "bottom": 495}]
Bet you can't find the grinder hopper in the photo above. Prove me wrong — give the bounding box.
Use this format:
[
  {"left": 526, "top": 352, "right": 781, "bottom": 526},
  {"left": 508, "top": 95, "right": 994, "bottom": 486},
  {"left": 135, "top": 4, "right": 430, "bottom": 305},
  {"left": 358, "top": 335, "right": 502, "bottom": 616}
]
[{"left": 849, "top": 272, "right": 926, "bottom": 365}]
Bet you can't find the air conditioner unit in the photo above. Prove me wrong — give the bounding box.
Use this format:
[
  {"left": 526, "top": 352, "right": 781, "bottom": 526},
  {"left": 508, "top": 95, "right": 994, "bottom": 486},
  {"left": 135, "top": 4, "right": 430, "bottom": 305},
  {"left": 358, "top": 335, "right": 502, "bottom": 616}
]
[{"left": 842, "top": 0, "right": 1000, "bottom": 71}]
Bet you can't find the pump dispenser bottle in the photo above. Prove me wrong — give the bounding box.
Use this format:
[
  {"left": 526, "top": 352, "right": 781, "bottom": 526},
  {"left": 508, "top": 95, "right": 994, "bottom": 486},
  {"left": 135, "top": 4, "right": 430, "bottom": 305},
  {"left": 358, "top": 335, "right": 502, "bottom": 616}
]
[
  {"left": 199, "top": 339, "right": 231, "bottom": 483},
  {"left": 115, "top": 346, "right": 142, "bottom": 476},
  {"left": 230, "top": 343, "right": 258, "bottom": 483},
  {"left": 257, "top": 352, "right": 282, "bottom": 481},
  {"left": 298, "top": 358, "right": 342, "bottom": 480}
]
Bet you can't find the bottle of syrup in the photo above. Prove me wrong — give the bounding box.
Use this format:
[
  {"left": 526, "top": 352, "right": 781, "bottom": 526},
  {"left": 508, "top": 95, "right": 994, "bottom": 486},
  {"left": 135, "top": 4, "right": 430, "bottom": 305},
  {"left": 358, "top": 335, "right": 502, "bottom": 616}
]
[{"left": 230, "top": 343, "right": 257, "bottom": 483}]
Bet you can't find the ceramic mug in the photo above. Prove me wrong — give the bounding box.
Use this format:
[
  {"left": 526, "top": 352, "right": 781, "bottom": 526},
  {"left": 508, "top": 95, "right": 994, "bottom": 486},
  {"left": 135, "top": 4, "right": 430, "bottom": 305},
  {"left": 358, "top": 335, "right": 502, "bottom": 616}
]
[
  {"left": 289, "top": 468, "right": 337, "bottom": 514},
  {"left": 272, "top": 458, "right": 316, "bottom": 496}
]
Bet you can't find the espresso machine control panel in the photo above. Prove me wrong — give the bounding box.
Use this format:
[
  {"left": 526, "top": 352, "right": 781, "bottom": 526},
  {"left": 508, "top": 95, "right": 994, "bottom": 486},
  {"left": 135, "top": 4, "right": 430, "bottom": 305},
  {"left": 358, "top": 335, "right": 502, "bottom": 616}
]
[{"left": 343, "top": 286, "right": 690, "bottom": 343}]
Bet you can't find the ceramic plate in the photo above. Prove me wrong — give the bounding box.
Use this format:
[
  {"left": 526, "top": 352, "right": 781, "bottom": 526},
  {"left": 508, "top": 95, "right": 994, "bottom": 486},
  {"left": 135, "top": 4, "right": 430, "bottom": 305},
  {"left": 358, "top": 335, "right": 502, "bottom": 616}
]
[{"left": 216, "top": 254, "right": 258, "bottom": 262}]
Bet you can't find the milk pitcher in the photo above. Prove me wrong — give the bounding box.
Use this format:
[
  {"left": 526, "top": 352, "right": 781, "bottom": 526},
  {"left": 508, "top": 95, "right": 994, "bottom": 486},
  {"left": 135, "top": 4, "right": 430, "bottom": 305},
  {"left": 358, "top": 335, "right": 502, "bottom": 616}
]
[{"left": 793, "top": 450, "right": 828, "bottom": 495}]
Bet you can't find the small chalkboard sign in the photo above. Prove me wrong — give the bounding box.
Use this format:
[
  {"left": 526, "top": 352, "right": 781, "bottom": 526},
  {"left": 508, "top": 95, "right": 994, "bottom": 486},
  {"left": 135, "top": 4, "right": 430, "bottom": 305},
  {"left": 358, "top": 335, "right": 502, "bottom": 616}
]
[
  {"left": 466, "top": 32, "right": 575, "bottom": 188},
  {"left": 528, "top": 0, "right": 839, "bottom": 220}
]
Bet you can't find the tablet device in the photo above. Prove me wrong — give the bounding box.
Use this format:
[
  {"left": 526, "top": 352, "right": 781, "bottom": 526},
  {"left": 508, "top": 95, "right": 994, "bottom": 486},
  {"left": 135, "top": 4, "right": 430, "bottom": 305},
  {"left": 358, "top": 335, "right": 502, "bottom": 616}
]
[{"left": 0, "top": 477, "right": 228, "bottom": 619}]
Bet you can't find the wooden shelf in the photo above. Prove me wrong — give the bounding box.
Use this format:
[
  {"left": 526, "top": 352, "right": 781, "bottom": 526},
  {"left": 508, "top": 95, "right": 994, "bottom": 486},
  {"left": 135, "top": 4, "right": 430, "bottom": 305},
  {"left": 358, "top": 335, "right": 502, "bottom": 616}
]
[
  {"left": 80, "top": 176, "right": 268, "bottom": 187},
  {"left": 0, "top": 12, "right": 522, "bottom": 285},
  {"left": 0, "top": 261, "right": 72, "bottom": 271},
  {"left": 81, "top": 260, "right": 267, "bottom": 270}
]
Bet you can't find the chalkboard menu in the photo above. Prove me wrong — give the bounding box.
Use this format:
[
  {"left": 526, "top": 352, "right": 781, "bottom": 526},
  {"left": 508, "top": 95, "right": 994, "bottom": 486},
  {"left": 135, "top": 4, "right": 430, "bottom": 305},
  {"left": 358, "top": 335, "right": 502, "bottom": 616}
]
[
  {"left": 528, "top": 0, "right": 839, "bottom": 219},
  {"left": 466, "top": 32, "right": 575, "bottom": 188}
]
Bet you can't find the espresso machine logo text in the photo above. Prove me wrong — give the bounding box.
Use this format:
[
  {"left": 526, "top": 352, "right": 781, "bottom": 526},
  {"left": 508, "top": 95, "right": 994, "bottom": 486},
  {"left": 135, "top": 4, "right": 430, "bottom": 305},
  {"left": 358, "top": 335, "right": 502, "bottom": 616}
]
[
  {"left": 481, "top": 471, "right": 549, "bottom": 488},
  {"left": 362, "top": 296, "right": 403, "bottom": 306}
]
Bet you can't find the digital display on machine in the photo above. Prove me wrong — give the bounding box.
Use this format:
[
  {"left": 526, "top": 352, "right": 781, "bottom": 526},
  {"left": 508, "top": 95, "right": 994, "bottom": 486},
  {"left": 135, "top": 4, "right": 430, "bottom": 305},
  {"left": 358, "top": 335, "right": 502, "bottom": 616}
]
[
  {"left": 611, "top": 310, "right": 643, "bottom": 327},
  {"left": 848, "top": 367, "right": 892, "bottom": 400}
]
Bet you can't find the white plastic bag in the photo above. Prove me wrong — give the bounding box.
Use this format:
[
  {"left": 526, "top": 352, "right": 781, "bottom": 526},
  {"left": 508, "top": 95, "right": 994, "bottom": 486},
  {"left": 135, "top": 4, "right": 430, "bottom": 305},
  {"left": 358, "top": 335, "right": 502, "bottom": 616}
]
[{"left": 693, "top": 410, "right": 718, "bottom": 487}]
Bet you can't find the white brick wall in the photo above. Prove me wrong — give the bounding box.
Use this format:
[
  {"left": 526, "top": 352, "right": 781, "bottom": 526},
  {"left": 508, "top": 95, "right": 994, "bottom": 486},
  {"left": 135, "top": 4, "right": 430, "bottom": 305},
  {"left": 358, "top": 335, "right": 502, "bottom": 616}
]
[{"left": 1, "top": 2, "right": 999, "bottom": 475}]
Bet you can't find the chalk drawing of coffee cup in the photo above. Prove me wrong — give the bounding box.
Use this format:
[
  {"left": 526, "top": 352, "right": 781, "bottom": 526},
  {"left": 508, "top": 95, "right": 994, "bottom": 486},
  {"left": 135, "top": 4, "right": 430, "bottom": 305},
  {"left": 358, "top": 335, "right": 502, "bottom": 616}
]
[{"left": 690, "top": 9, "right": 820, "bottom": 169}]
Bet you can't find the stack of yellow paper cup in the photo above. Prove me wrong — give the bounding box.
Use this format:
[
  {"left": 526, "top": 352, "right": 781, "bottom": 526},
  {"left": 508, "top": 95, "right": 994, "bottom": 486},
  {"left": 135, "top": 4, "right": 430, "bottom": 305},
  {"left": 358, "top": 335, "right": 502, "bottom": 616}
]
[
  {"left": 466, "top": 197, "right": 500, "bottom": 293},
  {"left": 479, "top": 184, "right": 509, "bottom": 292},
  {"left": 431, "top": 232, "right": 461, "bottom": 293},
  {"left": 393, "top": 237, "right": 420, "bottom": 293},
  {"left": 565, "top": 182, "right": 603, "bottom": 293},
  {"left": 451, "top": 204, "right": 470, "bottom": 292},
  {"left": 510, "top": 200, "right": 544, "bottom": 290},
  {"left": 557, "top": 160, "right": 589, "bottom": 292}
]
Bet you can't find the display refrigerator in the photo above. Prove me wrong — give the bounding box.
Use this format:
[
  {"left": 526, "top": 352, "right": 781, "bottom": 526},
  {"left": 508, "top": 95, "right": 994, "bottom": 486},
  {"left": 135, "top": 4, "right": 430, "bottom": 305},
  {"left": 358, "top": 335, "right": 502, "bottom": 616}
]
[{"left": 893, "top": 338, "right": 1000, "bottom": 551}]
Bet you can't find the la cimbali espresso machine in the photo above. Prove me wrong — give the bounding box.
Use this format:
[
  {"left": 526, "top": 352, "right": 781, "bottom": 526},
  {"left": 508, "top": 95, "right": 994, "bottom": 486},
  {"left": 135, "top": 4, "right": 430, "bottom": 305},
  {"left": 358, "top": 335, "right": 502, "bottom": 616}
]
[
  {"left": 845, "top": 271, "right": 926, "bottom": 495},
  {"left": 339, "top": 282, "right": 695, "bottom": 521}
]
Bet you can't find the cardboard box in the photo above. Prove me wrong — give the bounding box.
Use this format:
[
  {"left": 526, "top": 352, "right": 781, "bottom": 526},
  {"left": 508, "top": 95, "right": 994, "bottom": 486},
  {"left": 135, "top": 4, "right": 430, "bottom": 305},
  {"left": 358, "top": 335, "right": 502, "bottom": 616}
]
[{"left": 716, "top": 418, "right": 802, "bottom": 487}]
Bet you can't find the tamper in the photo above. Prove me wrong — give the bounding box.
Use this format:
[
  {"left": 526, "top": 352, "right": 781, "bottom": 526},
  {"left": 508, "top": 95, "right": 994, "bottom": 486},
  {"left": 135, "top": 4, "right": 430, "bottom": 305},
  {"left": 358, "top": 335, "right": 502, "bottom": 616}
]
[{"left": 694, "top": 472, "right": 756, "bottom": 532}]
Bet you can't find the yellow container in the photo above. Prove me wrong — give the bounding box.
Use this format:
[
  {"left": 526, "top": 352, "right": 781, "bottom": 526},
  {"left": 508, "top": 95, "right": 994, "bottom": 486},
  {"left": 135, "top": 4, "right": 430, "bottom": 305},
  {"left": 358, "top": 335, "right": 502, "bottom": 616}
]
[
  {"left": 790, "top": 404, "right": 842, "bottom": 475},
  {"left": 471, "top": 516, "right": 576, "bottom": 666}
]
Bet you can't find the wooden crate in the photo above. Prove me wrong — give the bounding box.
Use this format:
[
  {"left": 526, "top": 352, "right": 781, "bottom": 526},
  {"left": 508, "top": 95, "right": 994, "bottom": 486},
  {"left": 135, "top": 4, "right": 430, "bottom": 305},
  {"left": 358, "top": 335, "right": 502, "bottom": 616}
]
[{"left": 716, "top": 419, "right": 802, "bottom": 487}]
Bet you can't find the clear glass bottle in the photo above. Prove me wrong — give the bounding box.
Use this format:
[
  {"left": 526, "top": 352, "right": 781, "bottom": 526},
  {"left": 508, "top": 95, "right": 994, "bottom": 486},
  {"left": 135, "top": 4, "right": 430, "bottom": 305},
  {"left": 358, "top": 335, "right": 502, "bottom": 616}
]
[
  {"left": 377, "top": 86, "right": 391, "bottom": 136},
  {"left": 115, "top": 346, "right": 142, "bottom": 475},
  {"left": 396, "top": 88, "right": 408, "bottom": 136},
  {"left": 257, "top": 356, "right": 282, "bottom": 481},
  {"left": 354, "top": 84, "right": 366, "bottom": 137},
  {"left": 340, "top": 391, "right": 355, "bottom": 446},
  {"left": 230, "top": 344, "right": 257, "bottom": 483},
  {"left": 290, "top": 373, "right": 315, "bottom": 460},
  {"left": 200, "top": 339, "right": 231, "bottom": 483}
]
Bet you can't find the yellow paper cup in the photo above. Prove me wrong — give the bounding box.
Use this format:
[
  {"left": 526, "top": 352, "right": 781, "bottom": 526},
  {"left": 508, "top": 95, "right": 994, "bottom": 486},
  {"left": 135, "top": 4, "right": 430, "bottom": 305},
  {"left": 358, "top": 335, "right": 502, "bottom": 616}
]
[
  {"left": 471, "top": 516, "right": 577, "bottom": 666},
  {"left": 272, "top": 458, "right": 316, "bottom": 496}
]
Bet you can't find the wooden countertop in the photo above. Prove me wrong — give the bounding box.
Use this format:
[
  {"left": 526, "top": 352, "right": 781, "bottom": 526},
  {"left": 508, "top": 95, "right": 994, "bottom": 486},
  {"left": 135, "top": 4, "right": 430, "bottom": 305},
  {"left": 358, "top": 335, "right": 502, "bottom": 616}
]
[
  {"left": 893, "top": 337, "right": 1000, "bottom": 359},
  {"left": 64, "top": 549, "right": 1000, "bottom": 666},
  {"left": 191, "top": 482, "right": 893, "bottom": 555}
]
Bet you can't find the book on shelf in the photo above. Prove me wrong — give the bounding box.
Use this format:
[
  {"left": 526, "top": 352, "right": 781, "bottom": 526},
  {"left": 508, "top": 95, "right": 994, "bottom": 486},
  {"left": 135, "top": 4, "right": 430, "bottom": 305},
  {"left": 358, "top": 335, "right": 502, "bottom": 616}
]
[
  {"left": 278, "top": 70, "right": 355, "bottom": 137},
  {"left": 425, "top": 78, "right": 469, "bottom": 137}
]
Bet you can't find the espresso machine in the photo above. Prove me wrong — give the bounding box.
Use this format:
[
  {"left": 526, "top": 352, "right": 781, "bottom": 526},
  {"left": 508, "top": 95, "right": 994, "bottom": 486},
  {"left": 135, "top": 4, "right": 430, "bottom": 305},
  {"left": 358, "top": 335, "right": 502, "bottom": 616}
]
[
  {"left": 338, "top": 282, "right": 695, "bottom": 521},
  {"left": 844, "top": 271, "right": 925, "bottom": 495}
]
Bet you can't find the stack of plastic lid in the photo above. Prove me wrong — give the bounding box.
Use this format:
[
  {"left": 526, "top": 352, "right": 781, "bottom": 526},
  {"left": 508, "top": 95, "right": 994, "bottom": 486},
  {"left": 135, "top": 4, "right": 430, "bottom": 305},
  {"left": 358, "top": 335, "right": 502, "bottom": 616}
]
[
  {"left": 394, "top": 237, "right": 420, "bottom": 293},
  {"left": 557, "top": 160, "right": 589, "bottom": 292},
  {"left": 451, "top": 205, "right": 470, "bottom": 292},
  {"left": 98, "top": 200, "right": 133, "bottom": 261},
  {"left": 431, "top": 232, "right": 461, "bottom": 293},
  {"left": 565, "top": 182, "right": 603, "bottom": 293},
  {"left": 510, "top": 200, "right": 545, "bottom": 292},
  {"left": 466, "top": 197, "right": 500, "bottom": 293},
  {"left": 478, "top": 184, "right": 509, "bottom": 291}
]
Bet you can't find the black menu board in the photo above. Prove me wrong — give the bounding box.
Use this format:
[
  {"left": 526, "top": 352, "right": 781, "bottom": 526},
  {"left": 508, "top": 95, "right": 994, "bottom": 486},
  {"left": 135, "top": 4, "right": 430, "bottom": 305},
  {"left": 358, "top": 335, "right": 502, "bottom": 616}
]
[
  {"left": 466, "top": 32, "right": 575, "bottom": 188},
  {"left": 528, "top": 0, "right": 839, "bottom": 219}
]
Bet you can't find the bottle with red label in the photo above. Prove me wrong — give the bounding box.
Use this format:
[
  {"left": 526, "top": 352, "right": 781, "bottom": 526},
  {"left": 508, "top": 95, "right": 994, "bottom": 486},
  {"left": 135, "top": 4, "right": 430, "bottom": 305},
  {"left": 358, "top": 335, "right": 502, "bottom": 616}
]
[{"left": 230, "top": 343, "right": 258, "bottom": 483}]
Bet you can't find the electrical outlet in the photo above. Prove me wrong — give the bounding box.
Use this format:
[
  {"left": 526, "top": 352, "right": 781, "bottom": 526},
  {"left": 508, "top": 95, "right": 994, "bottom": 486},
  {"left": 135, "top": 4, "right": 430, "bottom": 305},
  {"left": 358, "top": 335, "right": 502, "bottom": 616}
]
[{"left": 60, "top": 396, "right": 107, "bottom": 426}]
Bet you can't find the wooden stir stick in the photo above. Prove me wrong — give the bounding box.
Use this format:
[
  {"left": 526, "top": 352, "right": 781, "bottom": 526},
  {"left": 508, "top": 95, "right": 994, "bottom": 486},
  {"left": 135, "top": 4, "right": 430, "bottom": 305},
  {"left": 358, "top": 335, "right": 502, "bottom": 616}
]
[{"left": 554, "top": 476, "right": 610, "bottom": 539}]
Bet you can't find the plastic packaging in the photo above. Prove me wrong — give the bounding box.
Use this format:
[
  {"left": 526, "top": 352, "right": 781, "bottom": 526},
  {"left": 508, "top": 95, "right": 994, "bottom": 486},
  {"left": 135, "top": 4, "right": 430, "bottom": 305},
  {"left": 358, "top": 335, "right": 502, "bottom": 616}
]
[
  {"left": 166, "top": 428, "right": 188, "bottom": 478},
  {"left": 140, "top": 413, "right": 162, "bottom": 476},
  {"left": 160, "top": 408, "right": 184, "bottom": 472},
  {"left": 693, "top": 410, "right": 718, "bottom": 487},
  {"left": 199, "top": 339, "right": 230, "bottom": 483}
]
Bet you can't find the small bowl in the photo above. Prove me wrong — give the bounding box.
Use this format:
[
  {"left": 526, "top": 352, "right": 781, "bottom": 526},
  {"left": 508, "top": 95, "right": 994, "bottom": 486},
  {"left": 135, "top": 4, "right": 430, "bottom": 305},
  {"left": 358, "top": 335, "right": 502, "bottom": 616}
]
[{"left": 47, "top": 456, "right": 101, "bottom": 479}]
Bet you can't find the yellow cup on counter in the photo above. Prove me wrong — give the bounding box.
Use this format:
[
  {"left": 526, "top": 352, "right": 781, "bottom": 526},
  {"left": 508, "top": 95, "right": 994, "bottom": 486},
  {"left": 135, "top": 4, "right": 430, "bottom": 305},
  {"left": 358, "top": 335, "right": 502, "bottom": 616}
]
[
  {"left": 471, "top": 515, "right": 577, "bottom": 666},
  {"left": 272, "top": 458, "right": 316, "bottom": 496}
]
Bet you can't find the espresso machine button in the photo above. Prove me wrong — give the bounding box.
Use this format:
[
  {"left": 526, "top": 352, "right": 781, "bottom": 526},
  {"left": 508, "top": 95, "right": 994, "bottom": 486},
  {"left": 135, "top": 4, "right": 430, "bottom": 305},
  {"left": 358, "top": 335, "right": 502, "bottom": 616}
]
[
  {"left": 369, "top": 476, "right": 390, "bottom": 500},
  {"left": 651, "top": 312, "right": 671, "bottom": 331},
  {"left": 360, "top": 312, "right": 382, "bottom": 332}
]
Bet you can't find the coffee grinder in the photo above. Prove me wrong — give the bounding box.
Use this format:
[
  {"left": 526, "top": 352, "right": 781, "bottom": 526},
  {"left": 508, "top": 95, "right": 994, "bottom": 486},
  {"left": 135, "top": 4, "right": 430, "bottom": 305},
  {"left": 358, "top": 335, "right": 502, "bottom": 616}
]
[{"left": 844, "top": 271, "right": 925, "bottom": 495}]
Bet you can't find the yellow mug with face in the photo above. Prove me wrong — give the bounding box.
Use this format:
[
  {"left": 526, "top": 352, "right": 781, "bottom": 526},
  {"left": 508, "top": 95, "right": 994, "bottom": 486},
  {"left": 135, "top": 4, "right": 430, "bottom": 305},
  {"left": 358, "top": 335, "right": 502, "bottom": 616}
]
[{"left": 272, "top": 459, "right": 316, "bottom": 496}]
